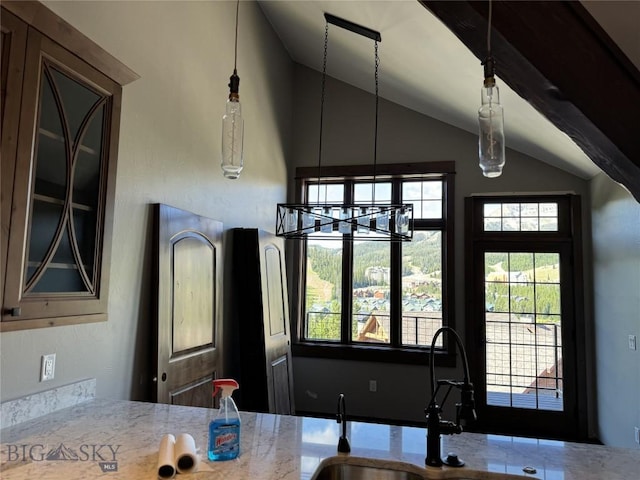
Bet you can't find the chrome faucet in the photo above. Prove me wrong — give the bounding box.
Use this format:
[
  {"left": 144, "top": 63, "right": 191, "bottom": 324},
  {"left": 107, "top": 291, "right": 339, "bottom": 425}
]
[
  {"left": 425, "top": 327, "right": 477, "bottom": 468},
  {"left": 336, "top": 393, "right": 351, "bottom": 453}
]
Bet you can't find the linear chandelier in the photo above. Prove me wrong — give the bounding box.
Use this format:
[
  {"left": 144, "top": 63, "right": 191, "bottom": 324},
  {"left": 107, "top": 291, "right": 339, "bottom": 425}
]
[{"left": 276, "top": 13, "right": 413, "bottom": 241}]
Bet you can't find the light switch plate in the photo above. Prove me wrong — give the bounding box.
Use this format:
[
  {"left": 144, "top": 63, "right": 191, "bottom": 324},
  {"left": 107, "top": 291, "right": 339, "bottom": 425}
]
[
  {"left": 629, "top": 335, "right": 637, "bottom": 351},
  {"left": 41, "top": 354, "right": 56, "bottom": 381}
]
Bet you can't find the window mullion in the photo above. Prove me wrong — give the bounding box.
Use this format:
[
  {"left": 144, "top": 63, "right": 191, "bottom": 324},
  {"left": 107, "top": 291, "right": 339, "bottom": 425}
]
[
  {"left": 342, "top": 238, "right": 353, "bottom": 343},
  {"left": 342, "top": 180, "right": 354, "bottom": 344},
  {"left": 390, "top": 179, "right": 402, "bottom": 347},
  {"left": 390, "top": 237, "right": 402, "bottom": 347}
]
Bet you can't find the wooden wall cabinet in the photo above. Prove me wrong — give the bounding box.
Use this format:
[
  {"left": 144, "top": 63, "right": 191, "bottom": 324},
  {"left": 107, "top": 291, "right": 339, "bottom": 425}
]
[{"left": 1, "top": 2, "right": 138, "bottom": 331}]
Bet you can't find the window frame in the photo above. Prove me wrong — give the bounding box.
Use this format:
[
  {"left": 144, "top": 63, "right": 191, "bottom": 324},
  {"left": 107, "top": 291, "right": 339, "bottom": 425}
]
[
  {"left": 463, "top": 193, "right": 588, "bottom": 440},
  {"left": 290, "top": 162, "right": 456, "bottom": 366}
]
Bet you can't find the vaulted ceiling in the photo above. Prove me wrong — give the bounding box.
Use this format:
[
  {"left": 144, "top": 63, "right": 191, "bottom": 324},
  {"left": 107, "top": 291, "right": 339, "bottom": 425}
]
[{"left": 258, "top": 1, "right": 640, "bottom": 200}]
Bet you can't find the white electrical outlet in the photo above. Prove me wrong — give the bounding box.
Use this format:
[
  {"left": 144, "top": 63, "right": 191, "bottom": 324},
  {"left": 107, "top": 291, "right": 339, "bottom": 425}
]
[
  {"left": 40, "top": 354, "right": 56, "bottom": 382},
  {"left": 635, "top": 426, "right": 639, "bottom": 445},
  {"left": 369, "top": 380, "right": 377, "bottom": 392},
  {"left": 629, "top": 335, "right": 637, "bottom": 351}
]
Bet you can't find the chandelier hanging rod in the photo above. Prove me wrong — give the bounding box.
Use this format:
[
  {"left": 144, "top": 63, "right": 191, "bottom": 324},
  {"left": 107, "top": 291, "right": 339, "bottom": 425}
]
[{"left": 324, "top": 13, "right": 381, "bottom": 42}]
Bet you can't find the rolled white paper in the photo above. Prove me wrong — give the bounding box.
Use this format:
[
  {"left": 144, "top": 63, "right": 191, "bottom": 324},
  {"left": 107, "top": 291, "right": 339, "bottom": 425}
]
[
  {"left": 175, "top": 433, "right": 199, "bottom": 474},
  {"left": 157, "top": 434, "right": 176, "bottom": 479}
]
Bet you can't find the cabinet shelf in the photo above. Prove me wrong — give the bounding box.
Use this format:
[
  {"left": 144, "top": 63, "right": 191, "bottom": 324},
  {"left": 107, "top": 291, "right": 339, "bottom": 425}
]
[
  {"left": 33, "top": 193, "right": 94, "bottom": 212},
  {"left": 27, "top": 261, "right": 87, "bottom": 270},
  {"left": 39, "top": 127, "right": 99, "bottom": 155}
]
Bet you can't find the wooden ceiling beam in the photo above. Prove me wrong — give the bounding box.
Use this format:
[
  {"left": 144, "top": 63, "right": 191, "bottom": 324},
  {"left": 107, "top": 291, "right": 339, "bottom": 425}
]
[{"left": 420, "top": 1, "right": 640, "bottom": 201}]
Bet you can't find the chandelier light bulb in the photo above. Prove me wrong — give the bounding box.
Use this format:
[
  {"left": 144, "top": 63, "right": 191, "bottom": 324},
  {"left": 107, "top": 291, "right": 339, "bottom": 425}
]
[
  {"left": 376, "top": 208, "right": 389, "bottom": 231},
  {"left": 319, "top": 207, "right": 333, "bottom": 233},
  {"left": 357, "top": 207, "right": 370, "bottom": 234},
  {"left": 339, "top": 208, "right": 352, "bottom": 234},
  {"left": 302, "top": 208, "right": 316, "bottom": 234},
  {"left": 396, "top": 209, "right": 409, "bottom": 235},
  {"left": 285, "top": 208, "right": 298, "bottom": 233}
]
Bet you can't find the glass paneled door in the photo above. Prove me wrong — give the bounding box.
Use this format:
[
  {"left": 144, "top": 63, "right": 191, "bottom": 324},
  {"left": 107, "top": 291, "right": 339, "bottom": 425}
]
[{"left": 465, "top": 196, "right": 587, "bottom": 441}]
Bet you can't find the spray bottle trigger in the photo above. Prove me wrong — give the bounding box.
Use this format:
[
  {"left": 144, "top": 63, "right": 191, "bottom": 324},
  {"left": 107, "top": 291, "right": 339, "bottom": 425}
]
[{"left": 212, "top": 378, "right": 239, "bottom": 397}]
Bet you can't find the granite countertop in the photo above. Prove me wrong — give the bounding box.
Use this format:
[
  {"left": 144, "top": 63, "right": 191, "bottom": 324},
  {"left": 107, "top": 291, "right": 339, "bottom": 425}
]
[{"left": 0, "top": 398, "right": 637, "bottom": 479}]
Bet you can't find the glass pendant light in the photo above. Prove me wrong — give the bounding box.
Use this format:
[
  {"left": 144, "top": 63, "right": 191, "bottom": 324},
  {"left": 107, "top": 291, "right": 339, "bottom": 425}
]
[
  {"left": 221, "top": 0, "right": 244, "bottom": 179},
  {"left": 478, "top": 0, "right": 505, "bottom": 178}
]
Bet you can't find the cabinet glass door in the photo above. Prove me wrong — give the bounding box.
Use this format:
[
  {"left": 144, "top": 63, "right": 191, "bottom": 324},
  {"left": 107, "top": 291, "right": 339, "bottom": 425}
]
[
  {"left": 2, "top": 29, "right": 122, "bottom": 327},
  {"left": 27, "top": 62, "right": 108, "bottom": 294}
]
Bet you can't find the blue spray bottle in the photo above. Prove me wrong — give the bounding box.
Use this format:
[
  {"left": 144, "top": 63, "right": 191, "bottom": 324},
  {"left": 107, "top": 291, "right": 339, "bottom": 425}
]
[{"left": 208, "top": 378, "right": 241, "bottom": 461}]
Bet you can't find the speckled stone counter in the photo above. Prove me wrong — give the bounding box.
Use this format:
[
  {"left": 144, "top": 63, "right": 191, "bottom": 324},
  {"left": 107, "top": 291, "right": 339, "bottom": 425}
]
[{"left": 0, "top": 398, "right": 637, "bottom": 479}]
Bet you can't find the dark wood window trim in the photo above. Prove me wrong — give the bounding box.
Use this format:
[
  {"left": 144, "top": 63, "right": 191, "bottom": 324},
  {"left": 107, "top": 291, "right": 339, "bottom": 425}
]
[{"left": 290, "top": 161, "right": 456, "bottom": 367}]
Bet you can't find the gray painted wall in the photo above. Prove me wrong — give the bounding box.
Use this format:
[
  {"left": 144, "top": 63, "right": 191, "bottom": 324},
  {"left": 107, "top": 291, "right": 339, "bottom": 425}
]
[
  {"left": 591, "top": 173, "right": 640, "bottom": 448},
  {"left": 290, "top": 64, "right": 595, "bottom": 429},
  {"left": 1, "top": 0, "right": 292, "bottom": 402}
]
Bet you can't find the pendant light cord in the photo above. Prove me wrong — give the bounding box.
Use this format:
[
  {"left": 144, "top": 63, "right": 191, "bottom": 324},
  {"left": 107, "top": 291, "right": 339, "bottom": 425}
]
[
  {"left": 483, "top": 0, "right": 495, "bottom": 81},
  {"left": 372, "top": 40, "right": 379, "bottom": 202},
  {"left": 316, "top": 21, "right": 329, "bottom": 204},
  {"left": 487, "top": 0, "right": 492, "bottom": 56},
  {"left": 234, "top": 0, "right": 240, "bottom": 72}
]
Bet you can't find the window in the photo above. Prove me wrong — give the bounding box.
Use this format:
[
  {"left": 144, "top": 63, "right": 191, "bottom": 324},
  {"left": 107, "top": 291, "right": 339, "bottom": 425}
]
[
  {"left": 292, "top": 162, "right": 455, "bottom": 364},
  {"left": 482, "top": 201, "right": 559, "bottom": 232}
]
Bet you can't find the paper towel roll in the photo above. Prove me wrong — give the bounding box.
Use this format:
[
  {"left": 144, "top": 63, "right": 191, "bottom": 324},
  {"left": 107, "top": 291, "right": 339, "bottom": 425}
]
[
  {"left": 157, "top": 434, "right": 176, "bottom": 479},
  {"left": 175, "top": 433, "right": 199, "bottom": 474}
]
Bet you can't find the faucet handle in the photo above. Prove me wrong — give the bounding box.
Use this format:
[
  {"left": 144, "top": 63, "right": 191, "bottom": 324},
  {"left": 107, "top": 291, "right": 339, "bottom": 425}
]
[{"left": 457, "top": 382, "right": 477, "bottom": 425}]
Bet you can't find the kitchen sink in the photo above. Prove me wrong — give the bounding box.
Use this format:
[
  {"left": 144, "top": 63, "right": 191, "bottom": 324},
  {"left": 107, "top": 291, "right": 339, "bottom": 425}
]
[
  {"left": 310, "top": 457, "right": 539, "bottom": 480},
  {"left": 311, "top": 461, "right": 424, "bottom": 480}
]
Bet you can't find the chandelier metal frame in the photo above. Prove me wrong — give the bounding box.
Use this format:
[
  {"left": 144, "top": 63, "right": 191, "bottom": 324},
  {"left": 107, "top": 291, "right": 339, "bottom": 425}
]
[{"left": 275, "top": 13, "right": 413, "bottom": 242}]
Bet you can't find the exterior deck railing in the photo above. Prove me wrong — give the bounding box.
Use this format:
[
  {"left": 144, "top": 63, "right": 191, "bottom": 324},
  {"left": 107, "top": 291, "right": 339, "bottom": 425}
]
[
  {"left": 305, "top": 311, "right": 443, "bottom": 346},
  {"left": 305, "top": 311, "right": 563, "bottom": 411}
]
